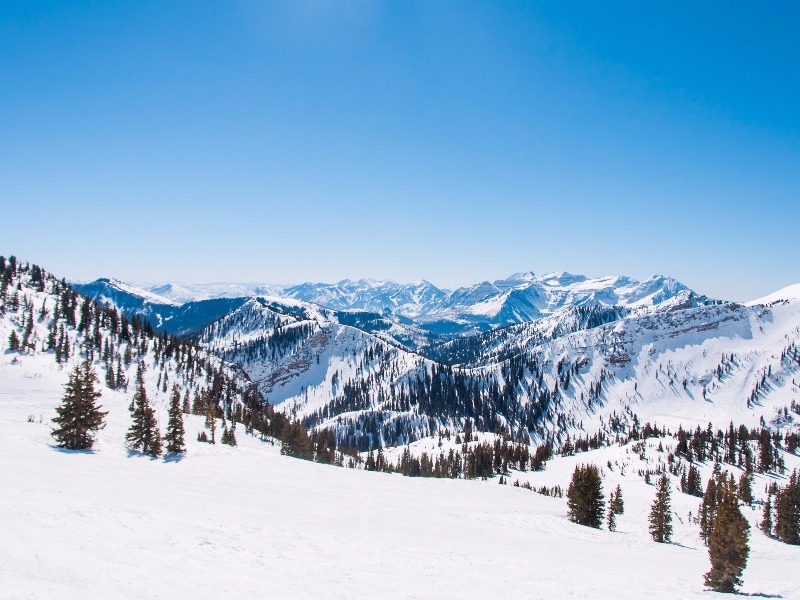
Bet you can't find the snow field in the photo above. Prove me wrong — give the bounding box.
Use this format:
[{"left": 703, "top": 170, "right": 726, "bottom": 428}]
[{"left": 2, "top": 357, "right": 799, "bottom": 600}]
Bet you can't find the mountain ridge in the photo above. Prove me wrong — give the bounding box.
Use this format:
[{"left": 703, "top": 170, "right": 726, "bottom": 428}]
[{"left": 77, "top": 271, "right": 710, "bottom": 344}]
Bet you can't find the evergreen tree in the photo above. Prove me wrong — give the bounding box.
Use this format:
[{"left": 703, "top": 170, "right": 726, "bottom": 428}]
[
  {"left": 699, "top": 476, "right": 719, "bottom": 544},
  {"left": 205, "top": 400, "right": 216, "bottom": 444},
  {"left": 705, "top": 475, "right": 750, "bottom": 593},
  {"left": 774, "top": 470, "right": 800, "bottom": 545},
  {"left": 649, "top": 474, "right": 673, "bottom": 543},
  {"left": 226, "top": 424, "right": 237, "bottom": 447},
  {"left": 105, "top": 364, "right": 116, "bottom": 389},
  {"left": 566, "top": 464, "right": 604, "bottom": 528},
  {"left": 146, "top": 421, "right": 162, "bottom": 457},
  {"left": 8, "top": 329, "right": 20, "bottom": 351},
  {"left": 610, "top": 484, "right": 624, "bottom": 515},
  {"left": 125, "top": 365, "right": 161, "bottom": 456},
  {"left": 760, "top": 496, "right": 773, "bottom": 537},
  {"left": 115, "top": 358, "right": 127, "bottom": 391},
  {"left": 280, "top": 421, "right": 313, "bottom": 459},
  {"left": 165, "top": 384, "right": 186, "bottom": 455},
  {"left": 51, "top": 361, "right": 107, "bottom": 450},
  {"left": 738, "top": 472, "right": 753, "bottom": 506},
  {"left": 681, "top": 464, "right": 703, "bottom": 497},
  {"left": 607, "top": 493, "right": 617, "bottom": 531}
]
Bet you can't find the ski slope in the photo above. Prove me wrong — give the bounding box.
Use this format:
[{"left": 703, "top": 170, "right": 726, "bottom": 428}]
[{"left": 2, "top": 355, "right": 799, "bottom": 600}]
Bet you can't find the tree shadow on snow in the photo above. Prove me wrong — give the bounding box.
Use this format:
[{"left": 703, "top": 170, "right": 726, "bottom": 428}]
[
  {"left": 162, "top": 453, "right": 185, "bottom": 463},
  {"left": 669, "top": 541, "right": 699, "bottom": 550},
  {"left": 125, "top": 449, "right": 160, "bottom": 460},
  {"left": 50, "top": 445, "right": 98, "bottom": 455}
]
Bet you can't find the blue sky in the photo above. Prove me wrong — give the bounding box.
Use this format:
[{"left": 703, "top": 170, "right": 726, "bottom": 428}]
[{"left": 1, "top": 1, "right": 798, "bottom": 301}]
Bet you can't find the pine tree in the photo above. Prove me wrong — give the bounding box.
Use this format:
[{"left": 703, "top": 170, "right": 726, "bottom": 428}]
[
  {"left": 125, "top": 364, "right": 161, "bottom": 457},
  {"left": 566, "top": 464, "right": 604, "bottom": 528},
  {"left": 164, "top": 384, "right": 186, "bottom": 455},
  {"left": 738, "top": 472, "right": 753, "bottom": 506},
  {"left": 682, "top": 464, "right": 703, "bottom": 497},
  {"left": 146, "top": 422, "right": 162, "bottom": 457},
  {"left": 115, "top": 358, "right": 127, "bottom": 391},
  {"left": 8, "top": 329, "right": 20, "bottom": 351},
  {"left": 649, "top": 474, "right": 673, "bottom": 543},
  {"left": 610, "top": 484, "right": 624, "bottom": 515},
  {"left": 705, "top": 475, "right": 749, "bottom": 593},
  {"left": 699, "top": 476, "right": 719, "bottom": 544},
  {"left": 607, "top": 493, "right": 617, "bottom": 531},
  {"left": 51, "top": 361, "right": 107, "bottom": 450},
  {"left": 105, "top": 364, "right": 116, "bottom": 389},
  {"left": 760, "top": 496, "right": 773, "bottom": 537},
  {"left": 774, "top": 470, "right": 800, "bottom": 545},
  {"left": 205, "top": 400, "right": 216, "bottom": 444}
]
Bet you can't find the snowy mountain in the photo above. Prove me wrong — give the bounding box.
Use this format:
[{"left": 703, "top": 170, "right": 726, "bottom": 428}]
[
  {"left": 285, "top": 278, "right": 450, "bottom": 316},
  {"left": 419, "top": 272, "right": 698, "bottom": 332},
  {"left": 141, "top": 281, "right": 284, "bottom": 304},
  {"left": 209, "top": 286, "right": 800, "bottom": 452},
  {"left": 73, "top": 278, "right": 249, "bottom": 337},
  {"left": 104, "top": 271, "right": 703, "bottom": 345}
]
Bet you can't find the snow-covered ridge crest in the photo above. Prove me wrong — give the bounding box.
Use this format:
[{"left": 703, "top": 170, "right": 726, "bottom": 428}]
[
  {"left": 746, "top": 283, "right": 800, "bottom": 307},
  {"left": 78, "top": 277, "right": 180, "bottom": 307}
]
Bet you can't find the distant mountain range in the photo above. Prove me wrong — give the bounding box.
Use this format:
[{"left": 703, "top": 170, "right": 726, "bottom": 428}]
[{"left": 75, "top": 272, "right": 710, "bottom": 344}]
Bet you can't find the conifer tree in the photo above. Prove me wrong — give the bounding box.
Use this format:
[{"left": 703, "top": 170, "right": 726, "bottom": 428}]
[
  {"left": 681, "top": 464, "right": 703, "bottom": 497},
  {"left": 774, "top": 470, "right": 800, "bottom": 545},
  {"left": 610, "top": 484, "right": 624, "bottom": 515},
  {"left": 105, "top": 364, "right": 116, "bottom": 389},
  {"left": 115, "top": 358, "right": 127, "bottom": 391},
  {"left": 649, "top": 474, "right": 673, "bottom": 543},
  {"left": 165, "top": 384, "right": 186, "bottom": 455},
  {"left": 51, "top": 361, "right": 107, "bottom": 450},
  {"left": 738, "top": 472, "right": 753, "bottom": 506},
  {"left": 705, "top": 474, "right": 749, "bottom": 593},
  {"left": 566, "top": 464, "right": 604, "bottom": 528},
  {"left": 205, "top": 400, "right": 217, "bottom": 444},
  {"left": 125, "top": 364, "right": 161, "bottom": 456},
  {"left": 8, "top": 329, "right": 20, "bottom": 351},
  {"left": 760, "top": 496, "right": 773, "bottom": 537},
  {"left": 146, "top": 421, "right": 162, "bottom": 458},
  {"left": 607, "top": 494, "right": 617, "bottom": 531},
  {"left": 699, "top": 476, "right": 719, "bottom": 544}
]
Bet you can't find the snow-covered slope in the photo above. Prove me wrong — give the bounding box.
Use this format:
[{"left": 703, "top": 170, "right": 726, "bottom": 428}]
[
  {"left": 747, "top": 283, "right": 800, "bottom": 307},
  {"left": 3, "top": 362, "right": 799, "bottom": 599},
  {"left": 2, "top": 260, "right": 263, "bottom": 438}
]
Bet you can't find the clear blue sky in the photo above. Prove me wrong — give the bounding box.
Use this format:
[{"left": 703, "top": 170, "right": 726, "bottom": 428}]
[{"left": 1, "top": 1, "right": 798, "bottom": 301}]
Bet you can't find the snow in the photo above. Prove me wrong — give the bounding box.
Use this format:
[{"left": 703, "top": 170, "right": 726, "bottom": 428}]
[
  {"left": 747, "top": 283, "right": 800, "bottom": 307},
  {"left": 138, "top": 282, "right": 284, "bottom": 303},
  {"left": 2, "top": 356, "right": 800, "bottom": 599},
  {"left": 75, "top": 278, "right": 181, "bottom": 307}
]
